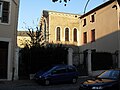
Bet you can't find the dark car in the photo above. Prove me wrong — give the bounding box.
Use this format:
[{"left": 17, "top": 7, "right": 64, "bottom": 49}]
[
  {"left": 79, "top": 69, "right": 120, "bottom": 90},
  {"left": 34, "top": 64, "right": 79, "bottom": 85}
]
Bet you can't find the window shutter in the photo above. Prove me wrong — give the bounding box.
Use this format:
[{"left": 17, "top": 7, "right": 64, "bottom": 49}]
[
  {"left": 1, "top": 1, "right": 10, "bottom": 23},
  {"left": 0, "top": 2, "right": 3, "bottom": 18}
]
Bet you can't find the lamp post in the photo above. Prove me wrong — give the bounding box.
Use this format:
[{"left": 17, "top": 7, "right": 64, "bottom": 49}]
[{"left": 84, "top": 0, "right": 91, "bottom": 13}]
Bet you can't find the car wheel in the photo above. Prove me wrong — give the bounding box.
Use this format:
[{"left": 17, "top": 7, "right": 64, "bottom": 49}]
[
  {"left": 72, "top": 78, "right": 77, "bottom": 84},
  {"left": 44, "top": 79, "right": 50, "bottom": 85}
]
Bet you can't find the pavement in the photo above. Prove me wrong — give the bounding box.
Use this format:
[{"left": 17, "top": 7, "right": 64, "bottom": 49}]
[
  {"left": 0, "top": 76, "right": 90, "bottom": 90},
  {"left": 0, "top": 76, "right": 89, "bottom": 85}
]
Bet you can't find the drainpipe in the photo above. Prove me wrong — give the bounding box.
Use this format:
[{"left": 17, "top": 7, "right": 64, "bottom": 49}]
[{"left": 118, "top": 4, "right": 120, "bottom": 68}]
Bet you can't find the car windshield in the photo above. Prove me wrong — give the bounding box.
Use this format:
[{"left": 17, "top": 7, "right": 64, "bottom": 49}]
[{"left": 98, "top": 70, "right": 119, "bottom": 80}]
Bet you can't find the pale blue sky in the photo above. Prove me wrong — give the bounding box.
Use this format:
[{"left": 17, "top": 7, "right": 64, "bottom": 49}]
[{"left": 18, "top": 0, "right": 108, "bottom": 30}]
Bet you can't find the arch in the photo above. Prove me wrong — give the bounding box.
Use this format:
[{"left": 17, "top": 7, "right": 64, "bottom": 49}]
[
  {"left": 65, "top": 27, "right": 69, "bottom": 41},
  {"left": 56, "top": 27, "right": 61, "bottom": 41},
  {"left": 73, "top": 28, "right": 77, "bottom": 42}
]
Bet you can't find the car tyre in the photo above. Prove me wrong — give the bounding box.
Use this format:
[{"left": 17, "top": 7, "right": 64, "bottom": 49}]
[
  {"left": 72, "top": 78, "right": 77, "bottom": 84},
  {"left": 44, "top": 79, "right": 50, "bottom": 85}
]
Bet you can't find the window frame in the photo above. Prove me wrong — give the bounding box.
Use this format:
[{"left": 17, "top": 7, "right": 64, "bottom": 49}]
[
  {"left": 65, "top": 27, "right": 69, "bottom": 41},
  {"left": 83, "top": 18, "right": 86, "bottom": 27},
  {"left": 56, "top": 27, "right": 61, "bottom": 41},
  {"left": 91, "top": 14, "right": 95, "bottom": 23},
  {"left": 91, "top": 29, "right": 95, "bottom": 42},
  {"left": 83, "top": 32, "right": 87, "bottom": 44},
  {"left": 0, "top": 2, "right": 3, "bottom": 18},
  {"left": 73, "top": 28, "right": 77, "bottom": 42},
  {"left": 0, "top": 0, "right": 10, "bottom": 24}
]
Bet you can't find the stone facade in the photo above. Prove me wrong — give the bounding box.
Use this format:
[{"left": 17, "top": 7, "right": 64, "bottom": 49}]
[
  {"left": 40, "top": 10, "right": 80, "bottom": 47},
  {"left": 17, "top": 31, "right": 31, "bottom": 48},
  {"left": 39, "top": 0, "right": 120, "bottom": 75}
]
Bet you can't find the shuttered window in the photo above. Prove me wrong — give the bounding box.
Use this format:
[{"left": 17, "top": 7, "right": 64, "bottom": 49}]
[
  {"left": 56, "top": 27, "right": 60, "bottom": 41},
  {"left": 83, "top": 32, "right": 87, "bottom": 44},
  {"left": 0, "top": 2, "right": 3, "bottom": 18},
  {"left": 65, "top": 28, "right": 69, "bottom": 41},
  {"left": 0, "top": 1, "right": 10, "bottom": 23},
  {"left": 73, "top": 28, "right": 77, "bottom": 42}
]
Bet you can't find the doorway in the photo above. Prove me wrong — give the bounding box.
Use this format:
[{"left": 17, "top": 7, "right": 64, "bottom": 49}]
[{"left": 0, "top": 41, "right": 8, "bottom": 79}]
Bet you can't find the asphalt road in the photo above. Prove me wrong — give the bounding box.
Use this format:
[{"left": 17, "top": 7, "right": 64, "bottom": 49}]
[{"left": 0, "top": 77, "right": 88, "bottom": 90}]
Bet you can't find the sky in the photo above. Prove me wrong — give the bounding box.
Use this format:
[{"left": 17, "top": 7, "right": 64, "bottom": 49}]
[{"left": 18, "top": 0, "right": 109, "bottom": 31}]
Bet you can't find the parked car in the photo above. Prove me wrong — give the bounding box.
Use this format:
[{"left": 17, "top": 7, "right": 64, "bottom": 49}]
[
  {"left": 79, "top": 69, "right": 120, "bottom": 90},
  {"left": 34, "top": 64, "right": 79, "bottom": 85}
]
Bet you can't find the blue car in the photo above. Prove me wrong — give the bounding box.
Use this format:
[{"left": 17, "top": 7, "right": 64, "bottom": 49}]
[{"left": 34, "top": 64, "right": 79, "bottom": 85}]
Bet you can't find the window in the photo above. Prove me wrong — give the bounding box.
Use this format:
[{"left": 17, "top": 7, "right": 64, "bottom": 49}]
[
  {"left": 67, "top": 67, "right": 76, "bottom": 72},
  {"left": 83, "top": 32, "right": 87, "bottom": 44},
  {"left": 91, "top": 29, "right": 95, "bottom": 42},
  {"left": 0, "top": 1, "right": 10, "bottom": 23},
  {"left": 56, "top": 27, "right": 60, "bottom": 41},
  {"left": 44, "top": 20, "right": 47, "bottom": 40},
  {"left": 83, "top": 18, "right": 86, "bottom": 27},
  {"left": 91, "top": 14, "right": 95, "bottom": 22},
  {"left": 53, "top": 68, "right": 66, "bottom": 74},
  {"left": 0, "top": 2, "right": 3, "bottom": 18},
  {"left": 65, "top": 28, "right": 69, "bottom": 41},
  {"left": 73, "top": 28, "right": 77, "bottom": 42}
]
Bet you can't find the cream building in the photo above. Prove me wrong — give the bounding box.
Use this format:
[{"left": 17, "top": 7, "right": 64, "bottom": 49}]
[
  {"left": 17, "top": 31, "right": 31, "bottom": 48},
  {"left": 40, "top": 10, "right": 80, "bottom": 49},
  {"left": 79, "top": 0, "right": 120, "bottom": 73},
  {"left": 80, "top": 0, "right": 120, "bottom": 53},
  {"left": 39, "top": 0, "right": 120, "bottom": 75},
  {"left": 0, "top": 0, "right": 19, "bottom": 80}
]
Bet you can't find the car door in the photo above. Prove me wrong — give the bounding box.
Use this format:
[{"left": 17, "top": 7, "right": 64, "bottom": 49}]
[
  {"left": 50, "top": 67, "right": 67, "bottom": 83},
  {"left": 118, "top": 70, "right": 120, "bottom": 90},
  {"left": 66, "top": 66, "right": 78, "bottom": 80}
]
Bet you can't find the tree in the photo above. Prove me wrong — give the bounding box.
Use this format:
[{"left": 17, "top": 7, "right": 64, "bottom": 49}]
[
  {"left": 26, "top": 25, "right": 45, "bottom": 47},
  {"left": 52, "top": 0, "right": 70, "bottom": 6},
  {"left": 52, "top": 0, "right": 120, "bottom": 8}
]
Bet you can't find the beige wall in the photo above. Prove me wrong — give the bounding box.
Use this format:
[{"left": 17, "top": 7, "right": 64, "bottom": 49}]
[
  {"left": 80, "top": 1, "right": 120, "bottom": 53},
  {"left": 17, "top": 36, "right": 31, "bottom": 48},
  {"left": 0, "top": 0, "right": 19, "bottom": 80},
  {"left": 41, "top": 11, "right": 80, "bottom": 46}
]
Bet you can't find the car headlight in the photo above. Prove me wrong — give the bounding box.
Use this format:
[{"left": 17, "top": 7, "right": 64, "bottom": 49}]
[{"left": 92, "top": 86, "right": 103, "bottom": 89}]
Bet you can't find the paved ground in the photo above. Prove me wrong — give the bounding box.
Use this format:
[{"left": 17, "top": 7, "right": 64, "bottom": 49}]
[{"left": 0, "top": 76, "right": 89, "bottom": 90}]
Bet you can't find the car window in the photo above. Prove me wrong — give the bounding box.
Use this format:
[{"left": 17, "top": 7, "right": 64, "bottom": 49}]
[
  {"left": 98, "top": 70, "right": 119, "bottom": 80},
  {"left": 67, "top": 66, "right": 76, "bottom": 72},
  {"left": 52, "top": 68, "right": 66, "bottom": 74}
]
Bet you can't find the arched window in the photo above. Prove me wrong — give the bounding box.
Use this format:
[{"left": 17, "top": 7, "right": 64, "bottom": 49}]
[
  {"left": 56, "top": 27, "right": 60, "bottom": 41},
  {"left": 73, "top": 28, "right": 77, "bottom": 42},
  {"left": 44, "top": 20, "right": 47, "bottom": 40},
  {"left": 65, "top": 28, "right": 69, "bottom": 41}
]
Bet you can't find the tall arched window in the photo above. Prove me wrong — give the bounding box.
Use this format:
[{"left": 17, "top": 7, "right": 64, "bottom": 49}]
[
  {"left": 73, "top": 28, "right": 77, "bottom": 42},
  {"left": 65, "top": 28, "right": 69, "bottom": 41},
  {"left": 56, "top": 27, "right": 60, "bottom": 41},
  {"left": 44, "top": 20, "right": 47, "bottom": 40}
]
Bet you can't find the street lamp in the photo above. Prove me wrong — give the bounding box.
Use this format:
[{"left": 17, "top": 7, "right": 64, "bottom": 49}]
[{"left": 84, "top": 0, "right": 90, "bottom": 13}]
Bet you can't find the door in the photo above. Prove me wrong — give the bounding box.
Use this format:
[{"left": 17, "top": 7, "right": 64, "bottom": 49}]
[{"left": 0, "top": 41, "right": 8, "bottom": 79}]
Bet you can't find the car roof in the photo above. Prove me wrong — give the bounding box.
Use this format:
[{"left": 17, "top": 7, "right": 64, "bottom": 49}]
[
  {"left": 53, "top": 64, "right": 75, "bottom": 68},
  {"left": 108, "top": 68, "right": 120, "bottom": 71}
]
